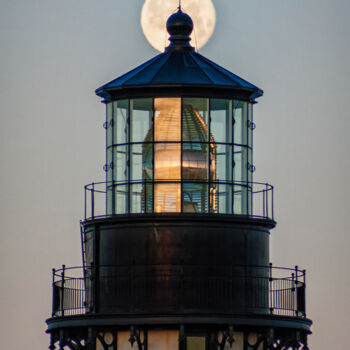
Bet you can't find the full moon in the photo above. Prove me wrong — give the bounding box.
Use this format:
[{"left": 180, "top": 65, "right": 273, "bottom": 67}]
[{"left": 141, "top": 0, "right": 216, "bottom": 52}]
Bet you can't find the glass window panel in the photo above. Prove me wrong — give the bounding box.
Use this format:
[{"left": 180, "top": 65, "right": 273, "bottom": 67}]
[
  {"left": 210, "top": 184, "right": 217, "bottom": 213},
  {"left": 115, "top": 184, "right": 128, "bottom": 214},
  {"left": 148, "top": 330, "right": 179, "bottom": 350},
  {"left": 154, "top": 143, "right": 181, "bottom": 180},
  {"left": 233, "top": 184, "right": 243, "bottom": 215},
  {"left": 215, "top": 183, "right": 232, "bottom": 214},
  {"left": 106, "top": 102, "right": 113, "bottom": 147},
  {"left": 144, "top": 182, "right": 153, "bottom": 213},
  {"left": 233, "top": 146, "right": 248, "bottom": 183},
  {"left": 187, "top": 336, "right": 206, "bottom": 350},
  {"left": 210, "top": 99, "right": 232, "bottom": 143},
  {"left": 131, "top": 98, "right": 153, "bottom": 143},
  {"left": 130, "top": 183, "right": 142, "bottom": 213},
  {"left": 233, "top": 146, "right": 243, "bottom": 183},
  {"left": 233, "top": 101, "right": 248, "bottom": 145},
  {"left": 142, "top": 142, "right": 153, "bottom": 181},
  {"left": 154, "top": 183, "right": 181, "bottom": 213},
  {"left": 106, "top": 147, "right": 113, "bottom": 184},
  {"left": 220, "top": 332, "right": 244, "bottom": 350},
  {"left": 183, "top": 98, "right": 209, "bottom": 142},
  {"left": 106, "top": 188, "right": 114, "bottom": 215},
  {"left": 106, "top": 148, "right": 114, "bottom": 215},
  {"left": 215, "top": 144, "right": 232, "bottom": 181},
  {"left": 114, "top": 100, "right": 128, "bottom": 144},
  {"left": 114, "top": 145, "right": 128, "bottom": 183},
  {"left": 154, "top": 98, "right": 181, "bottom": 141},
  {"left": 183, "top": 183, "right": 208, "bottom": 213},
  {"left": 234, "top": 184, "right": 248, "bottom": 215},
  {"left": 248, "top": 103, "right": 253, "bottom": 149},
  {"left": 182, "top": 143, "right": 208, "bottom": 181},
  {"left": 130, "top": 144, "right": 143, "bottom": 181}
]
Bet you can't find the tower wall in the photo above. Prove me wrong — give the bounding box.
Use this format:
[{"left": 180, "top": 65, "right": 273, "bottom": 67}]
[{"left": 83, "top": 215, "right": 273, "bottom": 317}]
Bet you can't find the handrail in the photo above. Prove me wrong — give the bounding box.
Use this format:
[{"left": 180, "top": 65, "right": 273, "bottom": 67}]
[
  {"left": 51, "top": 264, "right": 306, "bottom": 318},
  {"left": 83, "top": 180, "right": 274, "bottom": 221}
]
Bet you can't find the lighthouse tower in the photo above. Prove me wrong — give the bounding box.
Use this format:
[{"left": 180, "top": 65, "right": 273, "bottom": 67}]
[{"left": 46, "top": 9, "right": 312, "bottom": 350}]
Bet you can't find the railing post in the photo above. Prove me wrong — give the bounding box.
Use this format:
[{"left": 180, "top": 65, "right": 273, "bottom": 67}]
[
  {"left": 271, "top": 185, "right": 274, "bottom": 221},
  {"left": 84, "top": 185, "right": 87, "bottom": 220},
  {"left": 265, "top": 183, "right": 269, "bottom": 219},
  {"left": 52, "top": 268, "right": 56, "bottom": 317},
  {"left": 295, "top": 265, "right": 298, "bottom": 316},
  {"left": 91, "top": 183, "right": 95, "bottom": 219},
  {"left": 263, "top": 187, "right": 266, "bottom": 218},
  {"left": 269, "top": 263, "right": 273, "bottom": 314},
  {"left": 61, "top": 265, "right": 65, "bottom": 317}
]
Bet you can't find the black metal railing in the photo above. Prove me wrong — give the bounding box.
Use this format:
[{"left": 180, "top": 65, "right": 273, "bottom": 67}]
[
  {"left": 51, "top": 264, "right": 305, "bottom": 318},
  {"left": 83, "top": 180, "right": 274, "bottom": 221}
]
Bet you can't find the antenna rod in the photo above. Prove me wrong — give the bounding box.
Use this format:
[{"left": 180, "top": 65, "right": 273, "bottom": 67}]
[{"left": 178, "top": 0, "right": 181, "bottom": 10}]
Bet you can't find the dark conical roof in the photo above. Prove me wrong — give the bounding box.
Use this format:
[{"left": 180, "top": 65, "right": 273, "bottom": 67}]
[{"left": 96, "top": 10, "right": 263, "bottom": 102}]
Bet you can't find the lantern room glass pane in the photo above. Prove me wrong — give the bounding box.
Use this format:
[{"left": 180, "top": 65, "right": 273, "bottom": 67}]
[
  {"left": 183, "top": 98, "right": 209, "bottom": 142},
  {"left": 154, "top": 98, "right": 181, "bottom": 141},
  {"left": 106, "top": 147, "right": 114, "bottom": 215},
  {"left": 154, "top": 183, "right": 181, "bottom": 213},
  {"left": 216, "top": 144, "right": 232, "bottom": 181},
  {"left": 130, "top": 183, "right": 142, "bottom": 213},
  {"left": 183, "top": 183, "right": 209, "bottom": 213},
  {"left": 144, "top": 182, "right": 153, "bottom": 213},
  {"left": 233, "top": 146, "right": 248, "bottom": 183},
  {"left": 131, "top": 98, "right": 153, "bottom": 143},
  {"left": 233, "top": 100, "right": 248, "bottom": 145},
  {"left": 142, "top": 142, "right": 153, "bottom": 181},
  {"left": 182, "top": 143, "right": 208, "bottom": 181},
  {"left": 114, "top": 145, "right": 128, "bottom": 183},
  {"left": 114, "top": 100, "right": 128, "bottom": 145},
  {"left": 106, "top": 102, "right": 113, "bottom": 147},
  {"left": 154, "top": 143, "right": 181, "bottom": 180},
  {"left": 115, "top": 184, "right": 128, "bottom": 214},
  {"left": 210, "top": 99, "right": 232, "bottom": 143},
  {"left": 130, "top": 144, "right": 143, "bottom": 181},
  {"left": 215, "top": 183, "right": 232, "bottom": 214}
]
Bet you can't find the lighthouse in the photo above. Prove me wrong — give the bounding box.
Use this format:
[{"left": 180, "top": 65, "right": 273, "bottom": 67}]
[{"left": 46, "top": 9, "right": 312, "bottom": 350}]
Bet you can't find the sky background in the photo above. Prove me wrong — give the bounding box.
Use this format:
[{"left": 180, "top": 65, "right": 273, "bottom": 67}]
[{"left": 0, "top": 0, "right": 349, "bottom": 349}]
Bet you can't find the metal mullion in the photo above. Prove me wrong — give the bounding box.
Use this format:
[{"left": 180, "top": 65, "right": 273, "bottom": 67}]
[
  {"left": 181, "top": 97, "right": 184, "bottom": 213},
  {"left": 232, "top": 100, "right": 235, "bottom": 214},
  {"left": 111, "top": 102, "right": 116, "bottom": 215},
  {"left": 127, "top": 100, "right": 132, "bottom": 214},
  {"left": 152, "top": 98, "right": 155, "bottom": 213},
  {"left": 227, "top": 100, "right": 232, "bottom": 214},
  {"left": 208, "top": 98, "right": 212, "bottom": 213}
]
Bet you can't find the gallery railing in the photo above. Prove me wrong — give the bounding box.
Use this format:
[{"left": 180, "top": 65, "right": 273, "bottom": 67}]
[
  {"left": 51, "top": 264, "right": 305, "bottom": 318},
  {"left": 83, "top": 180, "right": 274, "bottom": 221}
]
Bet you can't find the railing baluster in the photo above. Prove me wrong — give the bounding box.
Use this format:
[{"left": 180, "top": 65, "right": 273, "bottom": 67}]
[
  {"left": 91, "top": 182, "right": 95, "bottom": 219},
  {"left": 52, "top": 269, "right": 56, "bottom": 317},
  {"left": 61, "top": 265, "right": 65, "bottom": 317}
]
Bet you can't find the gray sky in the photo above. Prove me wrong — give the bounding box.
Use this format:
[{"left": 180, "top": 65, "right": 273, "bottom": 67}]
[{"left": 0, "top": 0, "right": 349, "bottom": 349}]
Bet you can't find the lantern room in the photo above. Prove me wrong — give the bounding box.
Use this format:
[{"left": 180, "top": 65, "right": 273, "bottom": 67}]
[{"left": 97, "top": 10, "right": 260, "bottom": 218}]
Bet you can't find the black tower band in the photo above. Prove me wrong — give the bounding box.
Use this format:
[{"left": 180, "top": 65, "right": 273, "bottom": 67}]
[{"left": 46, "top": 9, "right": 312, "bottom": 350}]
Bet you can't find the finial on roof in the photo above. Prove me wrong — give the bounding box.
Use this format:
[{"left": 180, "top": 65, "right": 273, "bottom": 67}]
[{"left": 165, "top": 8, "right": 194, "bottom": 52}]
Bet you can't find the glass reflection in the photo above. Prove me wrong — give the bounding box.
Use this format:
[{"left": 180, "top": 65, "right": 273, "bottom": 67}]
[
  {"left": 154, "top": 98, "right": 181, "bottom": 212},
  {"left": 105, "top": 97, "right": 253, "bottom": 215}
]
